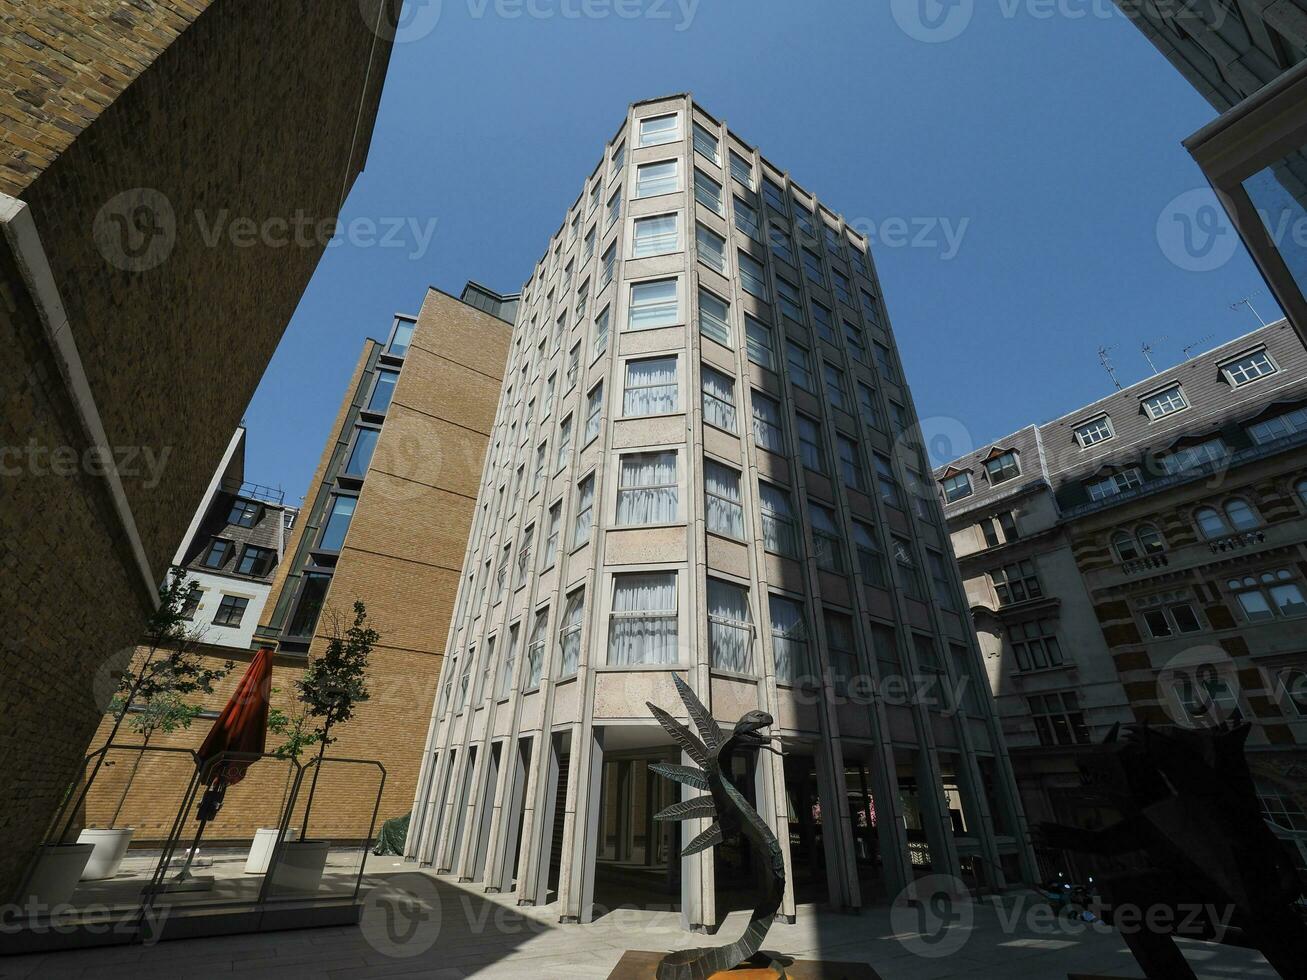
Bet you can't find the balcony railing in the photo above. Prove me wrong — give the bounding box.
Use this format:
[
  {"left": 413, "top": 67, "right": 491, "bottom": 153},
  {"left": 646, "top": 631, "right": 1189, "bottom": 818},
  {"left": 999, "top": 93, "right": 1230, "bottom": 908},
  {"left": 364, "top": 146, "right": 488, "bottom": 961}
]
[
  {"left": 1121, "top": 554, "right": 1170, "bottom": 575},
  {"left": 1209, "top": 529, "right": 1267, "bottom": 554}
]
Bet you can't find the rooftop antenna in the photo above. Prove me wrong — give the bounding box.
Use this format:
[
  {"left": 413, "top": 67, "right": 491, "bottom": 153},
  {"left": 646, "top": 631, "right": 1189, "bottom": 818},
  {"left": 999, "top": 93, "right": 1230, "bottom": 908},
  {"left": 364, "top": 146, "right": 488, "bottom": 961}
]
[
  {"left": 1141, "top": 336, "right": 1169, "bottom": 375},
  {"left": 1182, "top": 334, "right": 1215, "bottom": 359},
  {"left": 1098, "top": 345, "right": 1122, "bottom": 391},
  {"left": 1231, "top": 295, "right": 1268, "bottom": 327}
]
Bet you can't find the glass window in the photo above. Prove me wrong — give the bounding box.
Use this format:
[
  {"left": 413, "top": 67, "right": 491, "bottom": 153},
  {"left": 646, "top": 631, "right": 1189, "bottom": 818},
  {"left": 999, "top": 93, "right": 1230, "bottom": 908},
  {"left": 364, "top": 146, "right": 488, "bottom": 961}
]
[
  {"left": 1249, "top": 406, "right": 1307, "bottom": 444},
  {"left": 639, "top": 113, "right": 679, "bottom": 147},
  {"left": 1160, "top": 438, "right": 1228, "bottom": 476},
  {"left": 1029, "top": 692, "right": 1090, "bottom": 746},
  {"left": 616, "top": 451, "right": 678, "bottom": 525},
  {"left": 610, "top": 572, "right": 678, "bottom": 665},
  {"left": 558, "top": 589, "right": 584, "bottom": 677},
  {"left": 860, "top": 289, "right": 879, "bottom": 324},
  {"left": 810, "top": 503, "right": 844, "bottom": 572},
  {"left": 857, "top": 382, "right": 879, "bottom": 429},
  {"left": 769, "top": 225, "right": 796, "bottom": 265},
  {"left": 633, "top": 213, "right": 678, "bottom": 257},
  {"left": 628, "top": 279, "right": 679, "bottom": 330},
  {"left": 705, "top": 460, "right": 745, "bottom": 539},
  {"left": 745, "top": 315, "right": 776, "bottom": 371},
  {"left": 525, "top": 607, "right": 548, "bottom": 689},
  {"left": 775, "top": 276, "right": 803, "bottom": 323},
  {"left": 1113, "top": 530, "right": 1140, "bottom": 562},
  {"left": 738, "top": 251, "right": 768, "bottom": 299},
  {"left": 701, "top": 365, "right": 737, "bottom": 432},
  {"left": 801, "top": 248, "right": 825, "bottom": 286},
  {"left": 319, "top": 495, "right": 356, "bottom": 551},
  {"left": 1075, "top": 416, "right": 1114, "bottom": 447},
  {"left": 543, "top": 502, "right": 562, "bottom": 568},
  {"left": 498, "top": 624, "right": 519, "bottom": 698},
  {"left": 593, "top": 304, "right": 611, "bottom": 357},
  {"left": 849, "top": 248, "right": 870, "bottom": 278},
  {"left": 607, "top": 187, "right": 622, "bottom": 227},
  {"left": 532, "top": 441, "right": 548, "bottom": 494},
  {"left": 600, "top": 241, "right": 617, "bottom": 287},
  {"left": 824, "top": 363, "right": 848, "bottom": 410},
  {"left": 584, "top": 383, "right": 604, "bottom": 444},
  {"left": 751, "top": 391, "right": 785, "bottom": 454},
  {"left": 831, "top": 268, "right": 852, "bottom": 305},
  {"left": 610, "top": 141, "right": 625, "bottom": 174},
  {"left": 1142, "top": 384, "right": 1188, "bottom": 420},
  {"left": 572, "top": 475, "right": 595, "bottom": 547},
  {"left": 811, "top": 301, "right": 836, "bottom": 343},
  {"left": 875, "top": 454, "right": 901, "bottom": 508},
  {"left": 708, "top": 579, "right": 753, "bottom": 673},
  {"left": 228, "top": 499, "right": 260, "bottom": 528},
  {"left": 927, "top": 551, "right": 955, "bottom": 611},
  {"left": 584, "top": 226, "right": 596, "bottom": 260},
  {"left": 892, "top": 537, "right": 922, "bottom": 598},
  {"left": 786, "top": 341, "right": 815, "bottom": 392},
  {"left": 1195, "top": 506, "right": 1229, "bottom": 539},
  {"left": 692, "top": 121, "right": 719, "bottom": 162},
  {"left": 287, "top": 571, "right": 330, "bottom": 637},
  {"left": 769, "top": 595, "right": 810, "bottom": 685},
  {"left": 236, "top": 545, "right": 274, "bottom": 577},
  {"left": 825, "top": 612, "right": 859, "bottom": 692},
  {"left": 636, "top": 160, "right": 679, "bottom": 198},
  {"left": 388, "top": 318, "right": 414, "bottom": 357},
  {"left": 729, "top": 151, "right": 753, "bottom": 188},
  {"left": 854, "top": 521, "right": 887, "bottom": 587},
  {"left": 1220, "top": 348, "right": 1276, "bottom": 386},
  {"left": 734, "top": 196, "right": 761, "bottom": 240},
  {"left": 367, "top": 369, "right": 399, "bottom": 413},
  {"left": 941, "top": 472, "right": 972, "bottom": 502},
  {"left": 843, "top": 320, "right": 867, "bottom": 363},
  {"left": 985, "top": 451, "right": 1021, "bottom": 484},
  {"left": 793, "top": 204, "right": 816, "bottom": 239},
  {"left": 1086, "top": 468, "right": 1143, "bottom": 501},
  {"left": 213, "top": 595, "right": 249, "bottom": 628},
  {"left": 623, "top": 356, "right": 678, "bottom": 416},
  {"left": 698, "top": 288, "right": 731, "bottom": 345},
  {"left": 837, "top": 434, "right": 865, "bottom": 490},
  {"left": 1009, "top": 620, "right": 1063, "bottom": 671},
  {"left": 1225, "top": 497, "right": 1260, "bottom": 531},
  {"left": 696, "top": 223, "right": 726, "bottom": 273},
  {"left": 759, "top": 482, "right": 797, "bottom": 557},
  {"left": 991, "top": 559, "right": 1042, "bottom": 605},
  {"left": 874, "top": 342, "right": 897, "bottom": 381},
  {"left": 344, "top": 427, "right": 379, "bottom": 477},
  {"left": 763, "top": 179, "right": 787, "bottom": 214},
  {"left": 515, "top": 525, "right": 534, "bottom": 587},
  {"left": 796, "top": 415, "right": 825, "bottom": 472},
  {"left": 694, "top": 169, "right": 723, "bottom": 215}
]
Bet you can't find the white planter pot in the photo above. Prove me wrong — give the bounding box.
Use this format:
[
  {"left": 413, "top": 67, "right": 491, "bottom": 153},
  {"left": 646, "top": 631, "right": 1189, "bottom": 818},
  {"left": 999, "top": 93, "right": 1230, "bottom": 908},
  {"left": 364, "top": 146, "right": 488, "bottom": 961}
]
[
  {"left": 266, "top": 839, "right": 330, "bottom": 896},
  {"left": 244, "top": 826, "right": 301, "bottom": 874},
  {"left": 77, "top": 828, "right": 134, "bottom": 880},
  {"left": 25, "top": 844, "right": 94, "bottom": 907}
]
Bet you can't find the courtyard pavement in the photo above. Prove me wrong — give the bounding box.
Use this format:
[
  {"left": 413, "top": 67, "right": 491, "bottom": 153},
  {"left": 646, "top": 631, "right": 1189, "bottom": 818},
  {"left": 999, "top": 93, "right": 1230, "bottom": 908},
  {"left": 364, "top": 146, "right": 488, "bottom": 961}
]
[{"left": 0, "top": 856, "right": 1280, "bottom": 978}]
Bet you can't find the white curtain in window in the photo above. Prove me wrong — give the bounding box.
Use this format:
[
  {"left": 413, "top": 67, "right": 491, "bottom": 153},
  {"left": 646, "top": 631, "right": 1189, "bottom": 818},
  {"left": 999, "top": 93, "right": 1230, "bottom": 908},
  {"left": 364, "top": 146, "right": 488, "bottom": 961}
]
[
  {"left": 705, "top": 461, "right": 745, "bottom": 539},
  {"left": 752, "top": 396, "right": 784, "bottom": 453},
  {"left": 629, "top": 280, "right": 678, "bottom": 330},
  {"left": 624, "top": 357, "right": 678, "bottom": 415},
  {"left": 559, "top": 592, "right": 584, "bottom": 676},
  {"left": 759, "top": 483, "right": 796, "bottom": 556},
  {"left": 708, "top": 579, "right": 753, "bottom": 673},
  {"left": 609, "top": 573, "right": 678, "bottom": 665},
  {"left": 572, "top": 476, "right": 595, "bottom": 546},
  {"left": 617, "top": 452, "right": 678, "bottom": 525},
  {"left": 701, "top": 367, "right": 736, "bottom": 431},
  {"left": 770, "top": 596, "right": 808, "bottom": 684},
  {"left": 634, "top": 214, "right": 678, "bottom": 257},
  {"left": 526, "top": 610, "right": 548, "bottom": 688}
]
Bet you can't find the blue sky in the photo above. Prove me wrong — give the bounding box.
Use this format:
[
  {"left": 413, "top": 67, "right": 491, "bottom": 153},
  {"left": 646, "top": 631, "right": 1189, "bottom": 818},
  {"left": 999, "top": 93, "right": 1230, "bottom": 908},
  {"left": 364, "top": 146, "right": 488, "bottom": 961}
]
[{"left": 242, "top": 0, "right": 1279, "bottom": 500}]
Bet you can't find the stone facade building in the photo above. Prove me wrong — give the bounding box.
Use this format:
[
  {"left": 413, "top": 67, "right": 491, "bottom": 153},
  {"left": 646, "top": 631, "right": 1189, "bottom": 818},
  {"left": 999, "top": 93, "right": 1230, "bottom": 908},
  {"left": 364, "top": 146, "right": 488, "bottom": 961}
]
[
  {"left": 406, "top": 95, "right": 1035, "bottom": 932},
  {"left": 0, "top": 0, "right": 393, "bottom": 900},
  {"left": 938, "top": 321, "right": 1307, "bottom": 876}
]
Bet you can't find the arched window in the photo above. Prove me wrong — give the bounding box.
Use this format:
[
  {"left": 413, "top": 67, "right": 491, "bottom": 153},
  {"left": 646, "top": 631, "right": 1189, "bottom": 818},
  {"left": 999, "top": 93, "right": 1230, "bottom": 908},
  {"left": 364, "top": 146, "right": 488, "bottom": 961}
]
[
  {"left": 1137, "top": 524, "right": 1165, "bottom": 555},
  {"left": 1195, "top": 507, "right": 1229, "bottom": 539},
  {"left": 1224, "top": 497, "right": 1260, "bottom": 531},
  {"left": 1112, "top": 530, "right": 1140, "bottom": 562},
  {"left": 1296, "top": 478, "right": 1307, "bottom": 508}
]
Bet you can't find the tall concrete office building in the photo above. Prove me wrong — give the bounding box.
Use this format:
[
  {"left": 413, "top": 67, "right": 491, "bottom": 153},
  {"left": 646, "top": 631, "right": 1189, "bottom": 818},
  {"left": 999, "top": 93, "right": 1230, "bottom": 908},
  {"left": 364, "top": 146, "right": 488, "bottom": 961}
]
[
  {"left": 1, "top": 0, "right": 392, "bottom": 900},
  {"left": 406, "top": 95, "right": 1035, "bottom": 931}
]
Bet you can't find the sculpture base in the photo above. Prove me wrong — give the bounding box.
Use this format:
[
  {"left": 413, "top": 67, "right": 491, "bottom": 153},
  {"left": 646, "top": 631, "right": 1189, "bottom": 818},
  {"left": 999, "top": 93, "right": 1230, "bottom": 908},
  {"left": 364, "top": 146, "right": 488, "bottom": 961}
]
[{"left": 607, "top": 950, "right": 881, "bottom": 979}]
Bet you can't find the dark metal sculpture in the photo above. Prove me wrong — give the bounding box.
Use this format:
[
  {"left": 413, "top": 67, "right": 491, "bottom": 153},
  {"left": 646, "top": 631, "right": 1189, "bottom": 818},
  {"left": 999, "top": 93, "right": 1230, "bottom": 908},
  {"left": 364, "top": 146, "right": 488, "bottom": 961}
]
[
  {"left": 1035, "top": 722, "right": 1307, "bottom": 980},
  {"left": 646, "top": 675, "right": 786, "bottom": 980}
]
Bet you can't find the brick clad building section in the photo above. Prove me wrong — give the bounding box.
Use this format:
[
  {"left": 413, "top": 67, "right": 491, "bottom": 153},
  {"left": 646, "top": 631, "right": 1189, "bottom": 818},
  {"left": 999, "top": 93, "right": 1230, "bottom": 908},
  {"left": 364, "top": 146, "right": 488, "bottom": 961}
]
[{"left": 0, "top": 0, "right": 392, "bottom": 900}]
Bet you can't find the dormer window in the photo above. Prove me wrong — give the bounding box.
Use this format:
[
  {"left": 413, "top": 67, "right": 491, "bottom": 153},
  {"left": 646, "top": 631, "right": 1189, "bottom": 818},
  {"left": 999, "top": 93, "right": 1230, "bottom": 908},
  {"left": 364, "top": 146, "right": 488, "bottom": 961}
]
[
  {"left": 1219, "top": 348, "right": 1277, "bottom": 387},
  {"left": 984, "top": 451, "right": 1021, "bottom": 485},
  {"left": 228, "top": 499, "right": 260, "bottom": 528},
  {"left": 941, "top": 471, "right": 973, "bottom": 503},
  {"left": 1074, "top": 415, "right": 1114, "bottom": 447},
  {"left": 1141, "top": 384, "right": 1188, "bottom": 421}
]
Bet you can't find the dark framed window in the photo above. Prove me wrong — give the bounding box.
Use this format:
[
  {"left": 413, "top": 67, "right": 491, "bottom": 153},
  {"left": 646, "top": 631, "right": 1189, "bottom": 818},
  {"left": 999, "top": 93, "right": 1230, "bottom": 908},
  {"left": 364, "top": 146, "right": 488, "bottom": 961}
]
[
  {"left": 202, "top": 539, "right": 232, "bottom": 569},
  {"left": 180, "top": 585, "right": 202, "bottom": 621},
  {"left": 319, "top": 495, "right": 357, "bottom": 551},
  {"left": 228, "top": 499, "right": 260, "bottom": 528},
  {"left": 288, "top": 571, "right": 331, "bottom": 637},
  {"left": 366, "top": 369, "right": 399, "bottom": 413},
  {"left": 387, "top": 317, "right": 415, "bottom": 357},
  {"left": 213, "top": 595, "right": 249, "bottom": 628},
  {"left": 237, "top": 545, "right": 275, "bottom": 577},
  {"left": 343, "top": 426, "right": 380, "bottom": 477}
]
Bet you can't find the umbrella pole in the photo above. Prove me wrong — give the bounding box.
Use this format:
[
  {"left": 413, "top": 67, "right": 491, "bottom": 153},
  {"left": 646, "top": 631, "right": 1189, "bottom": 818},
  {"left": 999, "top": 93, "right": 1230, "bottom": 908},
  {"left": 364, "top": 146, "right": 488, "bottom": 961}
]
[
  {"left": 172, "top": 814, "right": 209, "bottom": 883},
  {"left": 170, "top": 776, "right": 223, "bottom": 885}
]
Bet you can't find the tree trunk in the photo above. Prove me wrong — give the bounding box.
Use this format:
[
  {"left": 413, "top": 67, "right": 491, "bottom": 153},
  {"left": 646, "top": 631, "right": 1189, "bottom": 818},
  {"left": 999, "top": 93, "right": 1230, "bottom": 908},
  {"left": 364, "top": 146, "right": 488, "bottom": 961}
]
[
  {"left": 109, "top": 730, "right": 154, "bottom": 828},
  {"left": 300, "top": 720, "right": 332, "bottom": 838}
]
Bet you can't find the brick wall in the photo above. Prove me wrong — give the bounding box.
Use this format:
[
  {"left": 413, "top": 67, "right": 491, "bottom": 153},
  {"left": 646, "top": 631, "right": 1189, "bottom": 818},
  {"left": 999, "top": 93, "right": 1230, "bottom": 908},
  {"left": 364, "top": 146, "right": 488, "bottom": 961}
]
[{"left": 1, "top": 0, "right": 392, "bottom": 901}]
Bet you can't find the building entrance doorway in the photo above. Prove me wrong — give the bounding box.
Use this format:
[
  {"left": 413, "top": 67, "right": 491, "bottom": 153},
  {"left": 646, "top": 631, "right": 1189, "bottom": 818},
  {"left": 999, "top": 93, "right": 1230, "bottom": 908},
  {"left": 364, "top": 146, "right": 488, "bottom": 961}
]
[
  {"left": 783, "top": 753, "right": 829, "bottom": 905},
  {"left": 593, "top": 748, "right": 681, "bottom": 914}
]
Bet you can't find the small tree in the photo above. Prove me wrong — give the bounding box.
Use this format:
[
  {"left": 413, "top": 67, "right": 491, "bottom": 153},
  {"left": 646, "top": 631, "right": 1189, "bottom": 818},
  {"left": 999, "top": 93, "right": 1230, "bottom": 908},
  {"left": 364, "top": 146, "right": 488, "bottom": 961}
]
[
  {"left": 267, "top": 693, "right": 320, "bottom": 822},
  {"left": 296, "top": 601, "right": 376, "bottom": 835},
  {"left": 108, "top": 689, "right": 204, "bottom": 827},
  {"left": 70, "top": 569, "right": 232, "bottom": 837}
]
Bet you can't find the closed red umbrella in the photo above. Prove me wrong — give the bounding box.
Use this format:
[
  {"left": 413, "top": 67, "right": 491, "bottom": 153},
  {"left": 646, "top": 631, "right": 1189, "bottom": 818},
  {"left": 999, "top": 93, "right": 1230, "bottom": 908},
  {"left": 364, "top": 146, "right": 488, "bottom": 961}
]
[{"left": 173, "top": 647, "right": 274, "bottom": 884}]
